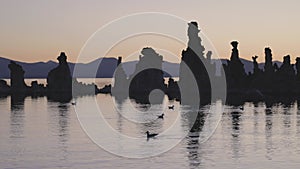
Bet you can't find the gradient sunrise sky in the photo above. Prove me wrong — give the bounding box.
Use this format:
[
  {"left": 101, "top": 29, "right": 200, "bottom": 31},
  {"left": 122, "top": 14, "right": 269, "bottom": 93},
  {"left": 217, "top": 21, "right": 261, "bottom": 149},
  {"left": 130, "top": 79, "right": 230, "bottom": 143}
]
[{"left": 0, "top": 0, "right": 299, "bottom": 63}]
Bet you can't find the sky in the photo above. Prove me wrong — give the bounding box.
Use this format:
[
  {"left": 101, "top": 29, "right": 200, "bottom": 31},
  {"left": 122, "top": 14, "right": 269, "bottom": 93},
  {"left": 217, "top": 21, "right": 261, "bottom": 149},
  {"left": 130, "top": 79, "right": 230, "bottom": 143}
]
[{"left": 0, "top": 0, "right": 299, "bottom": 63}]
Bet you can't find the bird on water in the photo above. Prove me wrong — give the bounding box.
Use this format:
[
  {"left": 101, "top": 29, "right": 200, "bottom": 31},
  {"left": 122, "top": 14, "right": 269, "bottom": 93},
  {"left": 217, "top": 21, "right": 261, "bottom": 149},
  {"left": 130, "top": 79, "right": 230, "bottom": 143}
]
[
  {"left": 146, "top": 131, "right": 158, "bottom": 138},
  {"left": 168, "top": 105, "right": 174, "bottom": 110},
  {"left": 157, "top": 113, "right": 164, "bottom": 119}
]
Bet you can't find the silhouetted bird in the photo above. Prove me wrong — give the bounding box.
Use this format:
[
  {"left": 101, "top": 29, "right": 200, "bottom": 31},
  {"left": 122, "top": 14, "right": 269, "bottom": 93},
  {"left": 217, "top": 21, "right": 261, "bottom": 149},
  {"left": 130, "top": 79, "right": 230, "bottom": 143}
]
[
  {"left": 146, "top": 131, "right": 158, "bottom": 138},
  {"left": 157, "top": 113, "right": 164, "bottom": 119},
  {"left": 168, "top": 105, "right": 174, "bottom": 110}
]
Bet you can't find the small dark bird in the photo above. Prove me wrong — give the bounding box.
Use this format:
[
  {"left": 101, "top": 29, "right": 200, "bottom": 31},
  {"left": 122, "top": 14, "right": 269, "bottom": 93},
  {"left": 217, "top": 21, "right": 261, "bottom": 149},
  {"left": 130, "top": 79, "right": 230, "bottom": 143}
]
[
  {"left": 157, "top": 113, "right": 164, "bottom": 119},
  {"left": 71, "top": 102, "right": 76, "bottom": 105},
  {"left": 146, "top": 131, "right": 158, "bottom": 138},
  {"left": 168, "top": 105, "right": 174, "bottom": 110}
]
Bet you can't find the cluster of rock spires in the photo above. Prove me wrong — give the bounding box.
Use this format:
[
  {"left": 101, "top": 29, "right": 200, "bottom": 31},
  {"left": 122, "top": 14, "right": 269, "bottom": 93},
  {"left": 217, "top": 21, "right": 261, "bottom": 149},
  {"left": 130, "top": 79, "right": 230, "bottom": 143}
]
[
  {"left": 112, "top": 47, "right": 166, "bottom": 103},
  {"left": 224, "top": 42, "right": 300, "bottom": 104},
  {"left": 112, "top": 22, "right": 215, "bottom": 104},
  {"left": 2, "top": 21, "right": 300, "bottom": 105},
  {"left": 112, "top": 22, "right": 220, "bottom": 104},
  {"left": 112, "top": 21, "right": 300, "bottom": 105},
  {"left": 0, "top": 52, "right": 108, "bottom": 102}
]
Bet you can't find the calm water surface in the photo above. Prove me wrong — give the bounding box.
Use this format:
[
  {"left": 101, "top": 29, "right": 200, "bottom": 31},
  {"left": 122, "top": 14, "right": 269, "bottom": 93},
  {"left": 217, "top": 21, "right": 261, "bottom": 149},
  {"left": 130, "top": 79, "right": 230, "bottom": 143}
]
[{"left": 1, "top": 79, "right": 300, "bottom": 168}]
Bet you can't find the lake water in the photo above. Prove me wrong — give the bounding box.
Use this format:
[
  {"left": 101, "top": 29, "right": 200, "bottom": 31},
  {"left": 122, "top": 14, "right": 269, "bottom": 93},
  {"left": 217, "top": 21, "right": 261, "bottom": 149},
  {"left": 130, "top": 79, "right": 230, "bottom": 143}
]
[{"left": 1, "top": 79, "right": 300, "bottom": 168}]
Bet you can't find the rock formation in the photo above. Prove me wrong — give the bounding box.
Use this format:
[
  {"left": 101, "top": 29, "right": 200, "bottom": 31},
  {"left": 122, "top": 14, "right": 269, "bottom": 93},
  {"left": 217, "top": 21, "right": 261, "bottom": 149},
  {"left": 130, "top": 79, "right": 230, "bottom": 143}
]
[
  {"left": 128, "top": 47, "right": 166, "bottom": 104},
  {"left": 8, "top": 61, "right": 27, "bottom": 91},
  {"left": 111, "top": 56, "right": 129, "bottom": 102},
  {"left": 166, "top": 77, "right": 180, "bottom": 101},
  {"left": 296, "top": 57, "right": 300, "bottom": 80},
  {"left": 0, "top": 79, "right": 10, "bottom": 95},
  {"left": 47, "top": 52, "right": 72, "bottom": 92},
  {"left": 226, "top": 41, "right": 246, "bottom": 88},
  {"left": 252, "top": 56, "right": 261, "bottom": 75},
  {"left": 275, "top": 55, "right": 295, "bottom": 92},
  {"left": 178, "top": 21, "right": 212, "bottom": 105},
  {"left": 112, "top": 57, "right": 128, "bottom": 93},
  {"left": 264, "top": 47, "right": 274, "bottom": 75},
  {"left": 2, "top": 20, "right": 300, "bottom": 106}
]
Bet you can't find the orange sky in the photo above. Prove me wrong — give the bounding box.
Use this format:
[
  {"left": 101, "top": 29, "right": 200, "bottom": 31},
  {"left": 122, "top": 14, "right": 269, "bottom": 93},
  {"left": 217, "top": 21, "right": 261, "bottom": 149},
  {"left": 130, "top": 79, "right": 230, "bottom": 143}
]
[{"left": 0, "top": 0, "right": 299, "bottom": 63}]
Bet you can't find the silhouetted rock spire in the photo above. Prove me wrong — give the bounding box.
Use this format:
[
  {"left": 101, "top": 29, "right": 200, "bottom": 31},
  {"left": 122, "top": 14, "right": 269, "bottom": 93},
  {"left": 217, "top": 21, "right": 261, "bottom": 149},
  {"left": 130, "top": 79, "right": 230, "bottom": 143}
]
[
  {"left": 117, "top": 56, "right": 122, "bottom": 66},
  {"left": 230, "top": 41, "right": 239, "bottom": 61},
  {"left": 254, "top": 47, "right": 275, "bottom": 92},
  {"left": 112, "top": 56, "right": 128, "bottom": 100},
  {"left": 206, "top": 51, "right": 212, "bottom": 61},
  {"left": 187, "top": 21, "right": 205, "bottom": 59},
  {"left": 252, "top": 56, "right": 261, "bottom": 75},
  {"left": 0, "top": 79, "right": 10, "bottom": 95},
  {"left": 47, "top": 52, "right": 72, "bottom": 92},
  {"left": 226, "top": 41, "right": 246, "bottom": 88},
  {"left": 8, "top": 61, "right": 27, "bottom": 90},
  {"left": 128, "top": 47, "right": 166, "bottom": 103},
  {"left": 229, "top": 41, "right": 246, "bottom": 78},
  {"left": 277, "top": 55, "right": 295, "bottom": 79},
  {"left": 166, "top": 77, "right": 180, "bottom": 101},
  {"left": 179, "top": 21, "right": 212, "bottom": 105},
  {"left": 296, "top": 57, "right": 300, "bottom": 80},
  {"left": 264, "top": 47, "right": 274, "bottom": 75}
]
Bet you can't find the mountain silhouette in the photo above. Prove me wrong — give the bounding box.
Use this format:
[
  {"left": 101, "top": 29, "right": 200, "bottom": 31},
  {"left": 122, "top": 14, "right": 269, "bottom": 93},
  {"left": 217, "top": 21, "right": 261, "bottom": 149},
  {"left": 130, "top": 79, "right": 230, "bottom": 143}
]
[
  {"left": 0, "top": 57, "right": 283, "bottom": 79},
  {"left": 0, "top": 57, "right": 180, "bottom": 78}
]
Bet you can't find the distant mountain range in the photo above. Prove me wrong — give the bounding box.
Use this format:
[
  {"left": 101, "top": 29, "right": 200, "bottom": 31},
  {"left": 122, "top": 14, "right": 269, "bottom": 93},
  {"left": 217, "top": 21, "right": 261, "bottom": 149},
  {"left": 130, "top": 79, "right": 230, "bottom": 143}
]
[{"left": 0, "top": 57, "right": 282, "bottom": 78}]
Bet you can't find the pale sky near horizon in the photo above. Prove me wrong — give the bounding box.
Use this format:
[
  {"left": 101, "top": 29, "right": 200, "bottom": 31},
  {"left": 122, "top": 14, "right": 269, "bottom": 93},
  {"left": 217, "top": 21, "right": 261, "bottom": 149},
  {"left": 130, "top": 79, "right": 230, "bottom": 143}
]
[{"left": 0, "top": 0, "right": 299, "bottom": 63}]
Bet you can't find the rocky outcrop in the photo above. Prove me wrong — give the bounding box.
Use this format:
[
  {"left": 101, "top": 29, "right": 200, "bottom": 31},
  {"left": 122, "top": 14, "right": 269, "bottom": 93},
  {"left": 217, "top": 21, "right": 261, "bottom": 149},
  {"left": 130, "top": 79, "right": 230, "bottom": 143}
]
[
  {"left": 225, "top": 41, "right": 246, "bottom": 89},
  {"left": 178, "top": 21, "right": 212, "bottom": 105},
  {"left": 128, "top": 47, "right": 166, "bottom": 103},
  {"left": 8, "top": 61, "right": 27, "bottom": 91},
  {"left": 47, "top": 52, "right": 72, "bottom": 92},
  {"left": 0, "top": 79, "right": 10, "bottom": 95}
]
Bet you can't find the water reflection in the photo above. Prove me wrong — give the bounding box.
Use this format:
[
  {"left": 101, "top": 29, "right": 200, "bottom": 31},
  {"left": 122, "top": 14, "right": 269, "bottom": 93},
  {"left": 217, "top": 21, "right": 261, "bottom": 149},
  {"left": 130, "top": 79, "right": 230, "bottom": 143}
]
[
  {"left": 265, "top": 108, "right": 273, "bottom": 160},
  {"left": 297, "top": 105, "right": 300, "bottom": 135},
  {"left": 230, "top": 110, "right": 242, "bottom": 159},
  {"left": 7, "top": 94, "right": 26, "bottom": 167},
  {"left": 10, "top": 94, "right": 26, "bottom": 111},
  {"left": 48, "top": 100, "right": 70, "bottom": 162},
  {"left": 186, "top": 133, "right": 201, "bottom": 168},
  {"left": 58, "top": 103, "right": 70, "bottom": 161},
  {"left": 115, "top": 98, "right": 125, "bottom": 133},
  {"left": 47, "top": 92, "right": 72, "bottom": 103},
  {"left": 10, "top": 95, "right": 25, "bottom": 139},
  {"left": 57, "top": 103, "right": 69, "bottom": 141},
  {"left": 231, "top": 111, "right": 241, "bottom": 135},
  {"left": 283, "top": 105, "right": 293, "bottom": 128},
  {"left": 3, "top": 93, "right": 300, "bottom": 168},
  {"left": 185, "top": 110, "right": 205, "bottom": 168}
]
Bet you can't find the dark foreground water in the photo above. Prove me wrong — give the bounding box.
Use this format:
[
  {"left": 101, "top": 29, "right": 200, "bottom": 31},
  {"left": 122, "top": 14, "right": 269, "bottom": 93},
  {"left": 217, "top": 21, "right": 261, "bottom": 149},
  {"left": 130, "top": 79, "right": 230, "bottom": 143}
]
[{"left": 1, "top": 80, "right": 300, "bottom": 168}]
